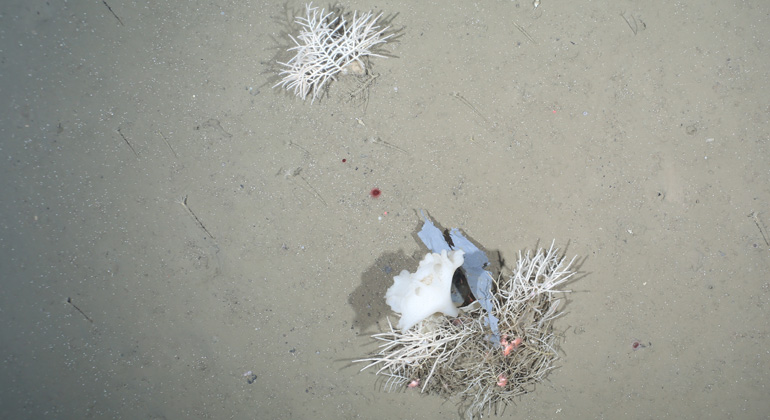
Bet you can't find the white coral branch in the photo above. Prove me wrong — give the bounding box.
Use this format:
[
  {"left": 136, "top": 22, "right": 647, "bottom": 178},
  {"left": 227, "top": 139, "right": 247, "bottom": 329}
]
[{"left": 274, "top": 3, "right": 392, "bottom": 103}]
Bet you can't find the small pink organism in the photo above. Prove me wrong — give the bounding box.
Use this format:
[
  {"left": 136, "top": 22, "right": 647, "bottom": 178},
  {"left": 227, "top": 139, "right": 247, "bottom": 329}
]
[
  {"left": 496, "top": 374, "right": 508, "bottom": 387},
  {"left": 501, "top": 335, "right": 523, "bottom": 356},
  {"left": 407, "top": 379, "right": 420, "bottom": 388}
]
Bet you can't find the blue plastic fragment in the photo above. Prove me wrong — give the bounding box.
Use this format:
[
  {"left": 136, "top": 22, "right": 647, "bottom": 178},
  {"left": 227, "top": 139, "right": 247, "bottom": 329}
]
[
  {"left": 416, "top": 212, "right": 451, "bottom": 254},
  {"left": 417, "top": 211, "right": 500, "bottom": 339}
]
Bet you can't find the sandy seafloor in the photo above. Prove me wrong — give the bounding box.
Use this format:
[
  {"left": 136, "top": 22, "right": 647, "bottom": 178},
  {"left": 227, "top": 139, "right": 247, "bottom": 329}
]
[{"left": 1, "top": 0, "right": 769, "bottom": 418}]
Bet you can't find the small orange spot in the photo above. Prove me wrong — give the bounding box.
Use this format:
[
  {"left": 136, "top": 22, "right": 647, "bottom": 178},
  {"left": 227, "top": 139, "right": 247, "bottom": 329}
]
[
  {"left": 501, "top": 335, "right": 522, "bottom": 356},
  {"left": 503, "top": 342, "right": 514, "bottom": 356}
]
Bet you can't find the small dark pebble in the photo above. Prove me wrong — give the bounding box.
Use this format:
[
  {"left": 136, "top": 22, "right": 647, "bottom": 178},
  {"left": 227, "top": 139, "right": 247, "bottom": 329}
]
[{"left": 246, "top": 373, "right": 257, "bottom": 384}]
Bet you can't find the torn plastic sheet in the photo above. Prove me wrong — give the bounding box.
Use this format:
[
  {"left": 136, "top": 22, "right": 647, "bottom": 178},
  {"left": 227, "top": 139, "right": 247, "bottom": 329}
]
[{"left": 417, "top": 211, "right": 500, "bottom": 339}]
